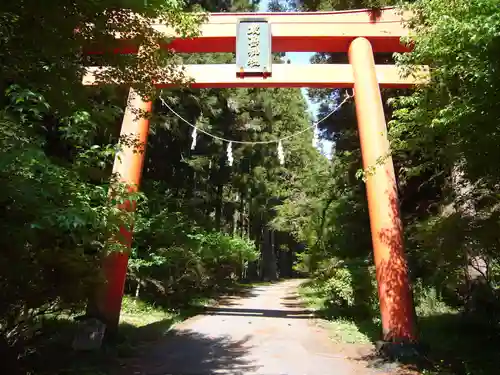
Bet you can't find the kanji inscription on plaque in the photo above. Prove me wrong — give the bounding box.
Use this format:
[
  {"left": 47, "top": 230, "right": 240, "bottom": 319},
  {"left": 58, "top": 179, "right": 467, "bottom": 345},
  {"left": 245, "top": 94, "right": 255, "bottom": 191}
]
[{"left": 236, "top": 19, "right": 272, "bottom": 76}]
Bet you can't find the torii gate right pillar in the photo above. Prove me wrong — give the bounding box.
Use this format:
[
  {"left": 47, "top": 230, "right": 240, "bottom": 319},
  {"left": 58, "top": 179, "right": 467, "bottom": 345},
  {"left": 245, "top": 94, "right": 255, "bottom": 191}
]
[{"left": 349, "top": 37, "right": 416, "bottom": 342}]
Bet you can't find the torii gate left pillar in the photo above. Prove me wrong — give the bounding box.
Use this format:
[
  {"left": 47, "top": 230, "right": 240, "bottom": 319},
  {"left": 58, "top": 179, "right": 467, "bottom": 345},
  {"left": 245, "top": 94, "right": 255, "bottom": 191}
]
[
  {"left": 86, "top": 7, "right": 427, "bottom": 343},
  {"left": 93, "top": 89, "right": 152, "bottom": 333}
]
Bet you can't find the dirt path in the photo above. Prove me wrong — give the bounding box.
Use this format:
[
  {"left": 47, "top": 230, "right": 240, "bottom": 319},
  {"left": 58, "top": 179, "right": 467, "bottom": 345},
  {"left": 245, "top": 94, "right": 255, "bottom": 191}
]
[{"left": 123, "top": 279, "right": 394, "bottom": 375}]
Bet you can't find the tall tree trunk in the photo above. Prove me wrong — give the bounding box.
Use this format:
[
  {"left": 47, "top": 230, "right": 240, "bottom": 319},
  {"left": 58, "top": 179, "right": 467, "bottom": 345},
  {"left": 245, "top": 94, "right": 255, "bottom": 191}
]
[
  {"left": 214, "top": 183, "right": 223, "bottom": 231},
  {"left": 232, "top": 192, "right": 239, "bottom": 235},
  {"left": 247, "top": 203, "right": 252, "bottom": 241},
  {"left": 240, "top": 193, "right": 246, "bottom": 238},
  {"left": 261, "top": 225, "right": 278, "bottom": 281},
  {"left": 246, "top": 213, "right": 260, "bottom": 281},
  {"left": 451, "top": 162, "right": 488, "bottom": 312}
]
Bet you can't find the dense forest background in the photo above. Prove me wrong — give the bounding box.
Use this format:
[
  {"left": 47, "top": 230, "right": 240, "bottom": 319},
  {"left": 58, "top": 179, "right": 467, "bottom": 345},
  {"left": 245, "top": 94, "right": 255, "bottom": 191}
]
[{"left": 1, "top": 0, "right": 500, "bottom": 374}]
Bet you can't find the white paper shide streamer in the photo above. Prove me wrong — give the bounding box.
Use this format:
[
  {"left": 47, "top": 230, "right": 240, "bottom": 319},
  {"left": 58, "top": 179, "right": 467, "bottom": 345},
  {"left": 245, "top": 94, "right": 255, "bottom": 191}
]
[
  {"left": 277, "top": 140, "right": 285, "bottom": 165},
  {"left": 191, "top": 127, "right": 198, "bottom": 150},
  {"left": 227, "top": 142, "right": 234, "bottom": 166}
]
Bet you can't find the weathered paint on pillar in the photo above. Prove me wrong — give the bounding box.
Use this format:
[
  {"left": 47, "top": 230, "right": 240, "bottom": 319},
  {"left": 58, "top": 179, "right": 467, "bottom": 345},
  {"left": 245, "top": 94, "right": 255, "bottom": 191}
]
[
  {"left": 99, "top": 88, "right": 152, "bottom": 332},
  {"left": 348, "top": 37, "right": 416, "bottom": 342}
]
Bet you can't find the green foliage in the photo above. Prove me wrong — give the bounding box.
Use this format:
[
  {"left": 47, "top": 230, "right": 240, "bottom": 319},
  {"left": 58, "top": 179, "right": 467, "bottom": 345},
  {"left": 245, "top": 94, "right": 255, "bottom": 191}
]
[
  {"left": 273, "top": 0, "right": 500, "bottom": 372},
  {"left": 0, "top": 87, "right": 124, "bottom": 366},
  {"left": 299, "top": 281, "right": 377, "bottom": 344},
  {"left": 314, "top": 258, "right": 378, "bottom": 317},
  {"left": 0, "top": 0, "right": 205, "bottom": 106},
  {"left": 389, "top": 0, "right": 500, "bottom": 317},
  {"left": 1, "top": 0, "right": 331, "bottom": 372},
  {"left": 393, "top": 0, "right": 500, "bottom": 184},
  {"left": 130, "top": 201, "right": 260, "bottom": 302},
  {"left": 290, "top": 0, "right": 396, "bottom": 12},
  {"left": 8, "top": 0, "right": 500, "bottom": 373}
]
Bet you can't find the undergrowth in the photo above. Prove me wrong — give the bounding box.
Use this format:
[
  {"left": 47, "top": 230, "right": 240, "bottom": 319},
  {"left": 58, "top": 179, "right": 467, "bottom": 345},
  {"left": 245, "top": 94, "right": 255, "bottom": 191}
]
[
  {"left": 299, "top": 279, "right": 500, "bottom": 375},
  {"left": 299, "top": 281, "right": 377, "bottom": 345}
]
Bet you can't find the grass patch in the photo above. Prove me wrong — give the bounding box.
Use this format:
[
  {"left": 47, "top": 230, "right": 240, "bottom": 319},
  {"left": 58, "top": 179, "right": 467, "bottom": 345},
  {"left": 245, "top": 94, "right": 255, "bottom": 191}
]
[
  {"left": 298, "top": 280, "right": 378, "bottom": 345},
  {"left": 323, "top": 318, "right": 374, "bottom": 344},
  {"left": 299, "top": 279, "right": 500, "bottom": 375},
  {"left": 120, "top": 295, "right": 180, "bottom": 327}
]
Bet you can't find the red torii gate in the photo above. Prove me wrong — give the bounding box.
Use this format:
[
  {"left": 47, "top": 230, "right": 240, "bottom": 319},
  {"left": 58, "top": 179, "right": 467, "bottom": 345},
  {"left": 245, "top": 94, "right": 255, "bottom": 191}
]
[{"left": 83, "top": 6, "right": 429, "bottom": 344}]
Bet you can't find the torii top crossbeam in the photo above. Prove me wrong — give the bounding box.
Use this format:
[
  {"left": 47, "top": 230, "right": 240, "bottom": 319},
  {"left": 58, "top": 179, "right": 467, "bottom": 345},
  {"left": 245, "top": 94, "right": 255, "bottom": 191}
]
[
  {"left": 84, "top": 7, "right": 428, "bottom": 89},
  {"left": 168, "top": 8, "right": 409, "bottom": 53},
  {"left": 100, "top": 7, "right": 411, "bottom": 55}
]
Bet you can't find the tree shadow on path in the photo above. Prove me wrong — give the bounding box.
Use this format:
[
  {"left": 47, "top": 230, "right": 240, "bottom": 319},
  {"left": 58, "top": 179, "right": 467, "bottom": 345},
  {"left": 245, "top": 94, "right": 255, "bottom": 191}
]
[
  {"left": 24, "top": 316, "right": 257, "bottom": 375},
  {"left": 122, "top": 324, "right": 259, "bottom": 375},
  {"left": 202, "top": 306, "right": 314, "bottom": 319}
]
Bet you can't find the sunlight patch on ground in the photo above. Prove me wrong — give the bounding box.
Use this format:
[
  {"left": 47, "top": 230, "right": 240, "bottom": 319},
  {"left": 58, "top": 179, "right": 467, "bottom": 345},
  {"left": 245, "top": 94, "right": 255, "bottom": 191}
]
[
  {"left": 120, "top": 295, "right": 178, "bottom": 327},
  {"left": 321, "top": 319, "right": 373, "bottom": 344}
]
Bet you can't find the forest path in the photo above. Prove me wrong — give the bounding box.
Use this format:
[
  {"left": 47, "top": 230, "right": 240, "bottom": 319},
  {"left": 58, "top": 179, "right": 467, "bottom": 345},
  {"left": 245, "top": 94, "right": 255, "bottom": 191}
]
[{"left": 122, "top": 279, "right": 396, "bottom": 375}]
